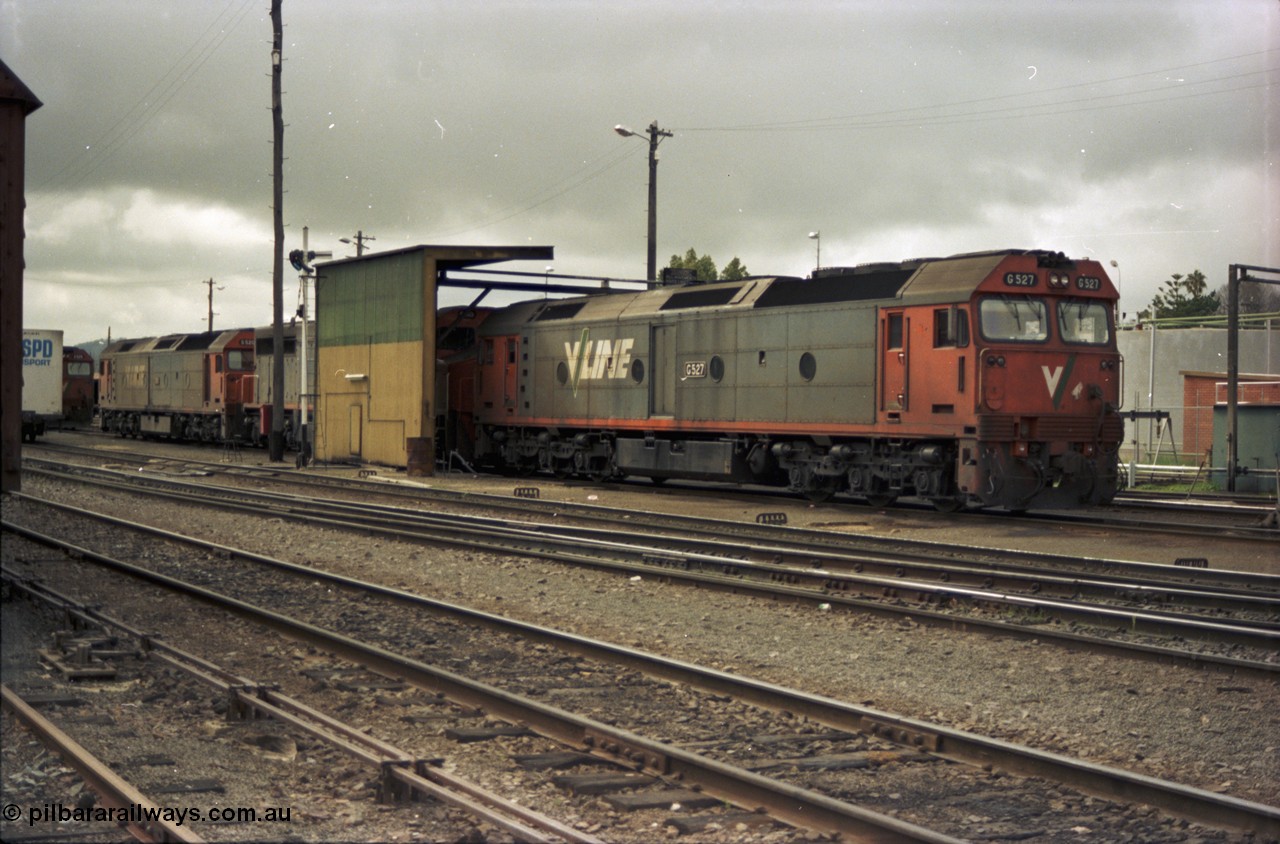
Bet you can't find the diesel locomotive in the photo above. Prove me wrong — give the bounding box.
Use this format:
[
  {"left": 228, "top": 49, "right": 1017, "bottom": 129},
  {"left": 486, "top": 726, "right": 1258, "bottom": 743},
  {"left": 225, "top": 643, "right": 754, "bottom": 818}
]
[
  {"left": 62, "top": 346, "right": 96, "bottom": 426},
  {"left": 99, "top": 323, "right": 315, "bottom": 448},
  {"left": 99, "top": 328, "right": 257, "bottom": 441},
  {"left": 455, "top": 249, "right": 1124, "bottom": 511}
]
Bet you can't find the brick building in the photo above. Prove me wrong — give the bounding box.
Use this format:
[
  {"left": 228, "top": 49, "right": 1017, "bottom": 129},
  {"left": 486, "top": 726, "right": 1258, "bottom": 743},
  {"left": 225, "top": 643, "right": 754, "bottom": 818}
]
[{"left": 1181, "top": 371, "right": 1279, "bottom": 458}]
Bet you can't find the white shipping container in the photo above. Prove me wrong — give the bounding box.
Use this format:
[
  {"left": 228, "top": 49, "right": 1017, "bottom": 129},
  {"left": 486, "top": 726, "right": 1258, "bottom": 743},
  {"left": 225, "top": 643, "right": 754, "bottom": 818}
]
[{"left": 22, "top": 328, "right": 64, "bottom": 416}]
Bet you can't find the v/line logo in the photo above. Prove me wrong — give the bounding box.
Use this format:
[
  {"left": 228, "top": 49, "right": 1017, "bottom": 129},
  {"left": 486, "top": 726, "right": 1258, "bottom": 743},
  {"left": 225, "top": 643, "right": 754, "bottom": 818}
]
[
  {"left": 565, "top": 329, "right": 635, "bottom": 396},
  {"left": 1040, "top": 354, "right": 1077, "bottom": 409}
]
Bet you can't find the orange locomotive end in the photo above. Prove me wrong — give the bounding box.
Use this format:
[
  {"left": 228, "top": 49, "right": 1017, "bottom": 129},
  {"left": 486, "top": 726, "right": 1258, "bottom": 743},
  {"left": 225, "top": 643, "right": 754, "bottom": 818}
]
[{"left": 962, "top": 253, "right": 1122, "bottom": 508}]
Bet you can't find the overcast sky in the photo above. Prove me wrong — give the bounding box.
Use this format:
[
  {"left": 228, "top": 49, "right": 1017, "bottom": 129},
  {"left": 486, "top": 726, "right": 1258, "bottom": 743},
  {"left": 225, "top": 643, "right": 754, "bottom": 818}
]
[{"left": 5, "top": 0, "right": 1277, "bottom": 345}]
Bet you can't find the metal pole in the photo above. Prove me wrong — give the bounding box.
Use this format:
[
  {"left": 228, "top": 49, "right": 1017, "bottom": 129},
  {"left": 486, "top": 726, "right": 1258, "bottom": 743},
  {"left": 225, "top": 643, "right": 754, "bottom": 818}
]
[
  {"left": 645, "top": 121, "right": 672, "bottom": 284},
  {"left": 299, "top": 228, "right": 310, "bottom": 467},
  {"left": 1147, "top": 325, "right": 1156, "bottom": 462},
  {"left": 1227, "top": 264, "right": 1239, "bottom": 492},
  {"left": 646, "top": 127, "right": 658, "bottom": 283},
  {"left": 268, "top": 0, "right": 286, "bottom": 462}
]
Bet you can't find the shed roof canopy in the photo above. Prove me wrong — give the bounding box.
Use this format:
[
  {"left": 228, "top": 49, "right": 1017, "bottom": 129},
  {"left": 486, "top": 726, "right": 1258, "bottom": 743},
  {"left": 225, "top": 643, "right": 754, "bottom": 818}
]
[{"left": 319, "top": 244, "right": 553, "bottom": 272}]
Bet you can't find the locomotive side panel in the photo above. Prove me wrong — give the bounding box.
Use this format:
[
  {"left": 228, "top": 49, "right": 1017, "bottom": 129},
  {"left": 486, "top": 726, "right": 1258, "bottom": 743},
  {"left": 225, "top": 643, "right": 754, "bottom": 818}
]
[
  {"left": 891, "top": 303, "right": 977, "bottom": 435},
  {"left": 729, "top": 310, "right": 788, "bottom": 423},
  {"left": 526, "top": 321, "right": 651, "bottom": 424},
  {"left": 782, "top": 306, "right": 876, "bottom": 426},
  {"left": 114, "top": 357, "right": 151, "bottom": 412},
  {"left": 150, "top": 349, "right": 204, "bottom": 412},
  {"left": 677, "top": 313, "right": 736, "bottom": 423}
]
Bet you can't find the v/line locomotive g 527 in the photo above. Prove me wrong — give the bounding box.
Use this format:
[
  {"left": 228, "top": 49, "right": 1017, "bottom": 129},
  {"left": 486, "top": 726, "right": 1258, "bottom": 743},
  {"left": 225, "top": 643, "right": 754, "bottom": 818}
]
[
  {"left": 98, "top": 322, "right": 314, "bottom": 448},
  {"left": 447, "top": 249, "right": 1124, "bottom": 511}
]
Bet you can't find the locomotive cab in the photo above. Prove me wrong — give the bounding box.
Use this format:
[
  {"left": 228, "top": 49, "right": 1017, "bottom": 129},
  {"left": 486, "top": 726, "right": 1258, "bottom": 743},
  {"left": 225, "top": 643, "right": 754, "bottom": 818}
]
[{"left": 961, "top": 256, "right": 1123, "bottom": 509}]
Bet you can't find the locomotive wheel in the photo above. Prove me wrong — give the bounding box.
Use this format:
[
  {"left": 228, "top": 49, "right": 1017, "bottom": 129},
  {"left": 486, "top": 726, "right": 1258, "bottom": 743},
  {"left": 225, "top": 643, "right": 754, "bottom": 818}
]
[
  {"left": 804, "top": 482, "right": 838, "bottom": 503},
  {"left": 863, "top": 477, "right": 897, "bottom": 508},
  {"left": 930, "top": 495, "right": 966, "bottom": 513}
]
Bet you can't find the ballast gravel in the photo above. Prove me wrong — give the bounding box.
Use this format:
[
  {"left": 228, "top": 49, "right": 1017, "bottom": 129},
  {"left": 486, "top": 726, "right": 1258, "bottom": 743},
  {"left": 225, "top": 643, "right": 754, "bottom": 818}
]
[{"left": 2, "top": 447, "right": 1276, "bottom": 842}]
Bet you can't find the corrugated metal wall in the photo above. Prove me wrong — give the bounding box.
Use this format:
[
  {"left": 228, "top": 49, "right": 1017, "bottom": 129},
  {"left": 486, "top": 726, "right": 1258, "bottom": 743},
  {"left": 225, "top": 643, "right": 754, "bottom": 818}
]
[{"left": 320, "top": 250, "right": 424, "bottom": 347}]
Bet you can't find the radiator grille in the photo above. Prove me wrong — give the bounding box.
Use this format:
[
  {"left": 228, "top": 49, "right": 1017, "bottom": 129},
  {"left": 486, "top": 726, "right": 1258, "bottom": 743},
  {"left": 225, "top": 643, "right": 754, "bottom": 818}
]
[{"left": 978, "top": 413, "right": 1123, "bottom": 444}]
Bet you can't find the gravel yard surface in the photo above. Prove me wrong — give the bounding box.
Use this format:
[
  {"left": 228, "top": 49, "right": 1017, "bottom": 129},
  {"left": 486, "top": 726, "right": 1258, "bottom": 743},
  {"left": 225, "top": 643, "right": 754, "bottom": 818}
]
[{"left": 3, "top": 447, "right": 1277, "bottom": 841}]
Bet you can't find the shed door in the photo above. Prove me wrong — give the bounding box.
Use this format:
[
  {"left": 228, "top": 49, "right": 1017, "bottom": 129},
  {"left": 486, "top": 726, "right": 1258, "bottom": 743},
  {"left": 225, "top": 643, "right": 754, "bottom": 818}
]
[{"left": 349, "top": 404, "right": 362, "bottom": 456}]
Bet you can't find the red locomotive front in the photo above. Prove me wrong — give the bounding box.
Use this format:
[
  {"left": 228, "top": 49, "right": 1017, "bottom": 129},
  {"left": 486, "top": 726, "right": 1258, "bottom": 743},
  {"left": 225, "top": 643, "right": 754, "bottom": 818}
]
[{"left": 963, "top": 253, "right": 1123, "bottom": 508}]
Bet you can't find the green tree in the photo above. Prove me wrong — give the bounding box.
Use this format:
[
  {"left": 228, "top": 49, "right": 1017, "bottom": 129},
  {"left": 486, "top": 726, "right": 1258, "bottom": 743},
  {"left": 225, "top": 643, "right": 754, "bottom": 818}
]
[
  {"left": 1148, "top": 270, "right": 1219, "bottom": 319},
  {"left": 668, "top": 248, "right": 749, "bottom": 281},
  {"left": 720, "top": 256, "right": 750, "bottom": 280},
  {"left": 1213, "top": 280, "right": 1280, "bottom": 315}
]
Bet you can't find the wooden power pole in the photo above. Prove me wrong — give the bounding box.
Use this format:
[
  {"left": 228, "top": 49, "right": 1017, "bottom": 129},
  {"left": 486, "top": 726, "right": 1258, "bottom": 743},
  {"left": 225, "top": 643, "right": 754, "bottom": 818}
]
[
  {"left": 203, "top": 277, "right": 222, "bottom": 331},
  {"left": 269, "top": 0, "right": 285, "bottom": 461}
]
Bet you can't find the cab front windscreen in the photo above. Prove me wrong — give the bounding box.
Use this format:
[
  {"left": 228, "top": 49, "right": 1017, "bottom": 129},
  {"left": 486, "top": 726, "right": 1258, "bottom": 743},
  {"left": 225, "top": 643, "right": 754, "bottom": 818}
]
[
  {"left": 1057, "top": 298, "right": 1112, "bottom": 345},
  {"left": 978, "top": 295, "right": 1112, "bottom": 345},
  {"left": 978, "top": 296, "right": 1048, "bottom": 342}
]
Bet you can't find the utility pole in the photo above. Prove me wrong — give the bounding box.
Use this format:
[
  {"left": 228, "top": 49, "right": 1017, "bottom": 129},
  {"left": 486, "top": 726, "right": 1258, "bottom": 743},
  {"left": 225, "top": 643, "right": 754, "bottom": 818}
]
[
  {"left": 614, "top": 121, "right": 672, "bottom": 284},
  {"left": 644, "top": 121, "right": 671, "bottom": 284},
  {"left": 269, "top": 0, "right": 286, "bottom": 462},
  {"left": 202, "top": 278, "right": 223, "bottom": 331},
  {"left": 340, "top": 230, "right": 375, "bottom": 257}
]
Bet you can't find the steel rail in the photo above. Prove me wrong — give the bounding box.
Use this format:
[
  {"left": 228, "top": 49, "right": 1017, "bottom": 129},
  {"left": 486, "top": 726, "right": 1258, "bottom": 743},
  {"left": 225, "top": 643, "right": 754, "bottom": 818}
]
[
  {"left": 16, "top": 468, "right": 1280, "bottom": 645},
  {"left": 1, "top": 521, "right": 963, "bottom": 844},
  {"left": 12, "top": 485, "right": 1278, "bottom": 676},
  {"left": 5, "top": 517, "right": 1278, "bottom": 839},
  {"left": 104, "top": 465, "right": 1277, "bottom": 613},
  {"left": 1, "top": 684, "right": 206, "bottom": 844},
  {"left": 223, "top": 487, "right": 1276, "bottom": 616},
  {"left": 23, "top": 459, "right": 1280, "bottom": 617},
  {"left": 1, "top": 573, "right": 595, "bottom": 844},
  {"left": 27, "top": 443, "right": 1269, "bottom": 560},
  {"left": 35, "top": 439, "right": 1280, "bottom": 533},
  {"left": 26, "top": 454, "right": 1279, "bottom": 596}
]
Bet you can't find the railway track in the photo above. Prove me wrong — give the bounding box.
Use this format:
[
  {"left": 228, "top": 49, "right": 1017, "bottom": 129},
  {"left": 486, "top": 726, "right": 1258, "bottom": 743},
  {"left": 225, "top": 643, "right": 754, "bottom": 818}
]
[
  {"left": 17, "top": 459, "right": 1280, "bottom": 675},
  {"left": 4, "top": 510, "right": 1277, "bottom": 841},
  {"left": 2, "top": 572, "right": 605, "bottom": 844},
  {"left": 24, "top": 444, "right": 1279, "bottom": 590},
  {"left": 29, "top": 438, "right": 1280, "bottom": 540}
]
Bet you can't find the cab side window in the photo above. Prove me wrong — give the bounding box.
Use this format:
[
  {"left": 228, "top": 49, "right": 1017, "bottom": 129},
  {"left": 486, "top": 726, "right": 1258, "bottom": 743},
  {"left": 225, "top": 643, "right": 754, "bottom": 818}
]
[{"left": 933, "top": 307, "right": 970, "bottom": 348}]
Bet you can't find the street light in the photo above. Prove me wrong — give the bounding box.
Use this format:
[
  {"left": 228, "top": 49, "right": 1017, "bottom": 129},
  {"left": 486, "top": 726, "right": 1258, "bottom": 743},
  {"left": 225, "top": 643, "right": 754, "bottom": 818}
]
[
  {"left": 340, "top": 230, "right": 376, "bottom": 257},
  {"left": 615, "top": 121, "right": 673, "bottom": 284},
  {"left": 808, "top": 231, "right": 821, "bottom": 270}
]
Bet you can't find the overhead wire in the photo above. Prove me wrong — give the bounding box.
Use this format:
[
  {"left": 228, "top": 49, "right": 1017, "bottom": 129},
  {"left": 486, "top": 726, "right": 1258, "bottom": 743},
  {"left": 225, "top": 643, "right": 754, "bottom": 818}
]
[
  {"left": 677, "top": 48, "right": 1278, "bottom": 133},
  {"left": 420, "top": 141, "right": 645, "bottom": 240}
]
